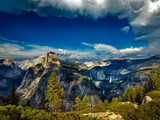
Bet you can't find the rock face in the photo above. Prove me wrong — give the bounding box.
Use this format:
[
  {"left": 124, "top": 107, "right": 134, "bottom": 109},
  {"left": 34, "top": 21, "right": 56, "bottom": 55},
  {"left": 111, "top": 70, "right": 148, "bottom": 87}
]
[
  {"left": 141, "top": 96, "right": 153, "bottom": 105},
  {"left": 0, "top": 94, "right": 7, "bottom": 106},
  {"left": 16, "top": 53, "right": 160, "bottom": 111},
  {"left": 17, "top": 52, "right": 102, "bottom": 111},
  {"left": 86, "top": 55, "right": 160, "bottom": 101},
  {"left": 0, "top": 59, "right": 24, "bottom": 96}
]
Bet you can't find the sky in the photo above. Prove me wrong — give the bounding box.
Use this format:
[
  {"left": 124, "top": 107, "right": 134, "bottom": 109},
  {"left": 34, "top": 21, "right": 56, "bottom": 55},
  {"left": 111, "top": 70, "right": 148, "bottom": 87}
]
[{"left": 0, "top": 0, "right": 160, "bottom": 61}]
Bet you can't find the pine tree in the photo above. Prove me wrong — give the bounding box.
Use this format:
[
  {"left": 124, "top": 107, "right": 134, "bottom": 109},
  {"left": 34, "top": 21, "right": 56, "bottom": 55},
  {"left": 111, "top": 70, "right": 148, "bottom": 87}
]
[
  {"left": 118, "top": 96, "right": 123, "bottom": 102},
  {"left": 112, "top": 97, "right": 119, "bottom": 103},
  {"left": 130, "top": 86, "right": 136, "bottom": 103},
  {"left": 72, "top": 96, "right": 81, "bottom": 111},
  {"left": 135, "top": 84, "right": 143, "bottom": 104},
  {"left": 142, "top": 82, "right": 148, "bottom": 97},
  {"left": 148, "top": 66, "right": 160, "bottom": 91},
  {"left": 45, "top": 71, "right": 64, "bottom": 113},
  {"left": 123, "top": 87, "right": 131, "bottom": 102},
  {"left": 7, "top": 85, "right": 19, "bottom": 105},
  {"left": 80, "top": 95, "right": 89, "bottom": 110},
  {"left": 102, "top": 99, "right": 109, "bottom": 110},
  {"left": 26, "top": 99, "right": 31, "bottom": 107},
  {"left": 123, "top": 86, "right": 136, "bottom": 103}
]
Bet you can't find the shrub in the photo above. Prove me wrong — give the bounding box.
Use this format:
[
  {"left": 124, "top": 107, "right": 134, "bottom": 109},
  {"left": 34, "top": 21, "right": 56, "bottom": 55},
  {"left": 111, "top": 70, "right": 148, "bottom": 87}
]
[
  {"left": 146, "top": 90, "right": 160, "bottom": 100},
  {"left": 136, "top": 98, "right": 160, "bottom": 120},
  {"left": 0, "top": 105, "right": 99, "bottom": 120},
  {"left": 109, "top": 103, "right": 136, "bottom": 120}
]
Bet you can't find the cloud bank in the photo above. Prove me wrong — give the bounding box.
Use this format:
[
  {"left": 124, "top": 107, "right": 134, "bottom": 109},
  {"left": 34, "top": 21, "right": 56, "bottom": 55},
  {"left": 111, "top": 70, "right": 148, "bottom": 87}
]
[
  {"left": 82, "top": 42, "right": 143, "bottom": 54},
  {"left": 0, "top": 0, "right": 160, "bottom": 58}
]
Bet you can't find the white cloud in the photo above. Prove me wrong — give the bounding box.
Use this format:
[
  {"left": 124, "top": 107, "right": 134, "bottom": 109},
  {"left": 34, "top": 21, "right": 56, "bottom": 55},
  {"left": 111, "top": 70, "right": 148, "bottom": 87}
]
[
  {"left": 82, "top": 42, "right": 94, "bottom": 47},
  {"left": 0, "top": 42, "right": 91, "bottom": 60},
  {"left": 121, "top": 26, "right": 130, "bottom": 33},
  {"left": 94, "top": 43, "right": 118, "bottom": 54},
  {"left": 0, "top": 0, "right": 160, "bottom": 57},
  {"left": 119, "top": 47, "right": 143, "bottom": 54},
  {"left": 82, "top": 42, "right": 143, "bottom": 55}
]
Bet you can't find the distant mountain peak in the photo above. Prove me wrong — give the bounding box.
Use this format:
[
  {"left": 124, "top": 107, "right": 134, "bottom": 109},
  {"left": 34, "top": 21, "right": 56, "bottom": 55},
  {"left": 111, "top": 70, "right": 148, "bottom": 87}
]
[
  {"left": 149, "top": 54, "right": 160, "bottom": 59},
  {"left": 41, "top": 52, "right": 61, "bottom": 68}
]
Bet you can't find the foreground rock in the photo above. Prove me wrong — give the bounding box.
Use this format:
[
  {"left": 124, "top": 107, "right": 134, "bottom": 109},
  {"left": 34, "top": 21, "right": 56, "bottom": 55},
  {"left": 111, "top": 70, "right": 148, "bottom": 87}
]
[
  {"left": 85, "top": 112, "right": 123, "bottom": 120},
  {"left": 119, "top": 101, "right": 138, "bottom": 108},
  {"left": 141, "top": 96, "right": 153, "bottom": 105}
]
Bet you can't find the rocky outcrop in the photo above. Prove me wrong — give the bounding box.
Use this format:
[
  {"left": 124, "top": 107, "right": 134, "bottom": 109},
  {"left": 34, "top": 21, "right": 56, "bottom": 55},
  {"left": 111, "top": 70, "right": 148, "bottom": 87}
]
[
  {"left": 17, "top": 52, "right": 102, "bottom": 111},
  {"left": 119, "top": 101, "right": 138, "bottom": 108},
  {"left": 86, "top": 112, "right": 123, "bottom": 120},
  {"left": 0, "top": 59, "right": 24, "bottom": 96},
  {"left": 141, "top": 96, "right": 153, "bottom": 105}
]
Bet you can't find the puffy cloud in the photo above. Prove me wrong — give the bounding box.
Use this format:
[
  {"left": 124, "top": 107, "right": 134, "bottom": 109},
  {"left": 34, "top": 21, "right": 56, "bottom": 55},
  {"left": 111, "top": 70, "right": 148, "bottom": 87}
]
[
  {"left": 0, "top": 38, "right": 91, "bottom": 60},
  {"left": 121, "top": 26, "right": 130, "bottom": 33},
  {"left": 0, "top": 0, "right": 160, "bottom": 56},
  {"left": 94, "top": 43, "right": 118, "bottom": 54},
  {"left": 82, "top": 42, "right": 143, "bottom": 55},
  {"left": 119, "top": 47, "right": 143, "bottom": 54}
]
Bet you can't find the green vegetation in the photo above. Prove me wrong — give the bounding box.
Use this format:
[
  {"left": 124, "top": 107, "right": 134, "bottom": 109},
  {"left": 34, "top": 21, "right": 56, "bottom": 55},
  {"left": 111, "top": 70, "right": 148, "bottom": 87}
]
[
  {"left": 146, "top": 91, "right": 160, "bottom": 100},
  {"left": 123, "top": 86, "right": 136, "bottom": 103},
  {"left": 80, "top": 95, "right": 90, "bottom": 110},
  {"left": 45, "top": 71, "right": 64, "bottom": 113},
  {"left": 72, "top": 96, "right": 81, "bottom": 111},
  {"left": 110, "top": 103, "right": 136, "bottom": 120},
  {"left": 61, "top": 61, "right": 80, "bottom": 70},
  {"left": 0, "top": 105, "right": 97, "bottom": 120},
  {"left": 135, "top": 84, "right": 143, "bottom": 104},
  {"left": 7, "top": 85, "right": 19, "bottom": 106},
  {"left": 135, "top": 98, "right": 160, "bottom": 120},
  {"left": 148, "top": 66, "right": 160, "bottom": 91},
  {"left": 1, "top": 66, "right": 160, "bottom": 120}
]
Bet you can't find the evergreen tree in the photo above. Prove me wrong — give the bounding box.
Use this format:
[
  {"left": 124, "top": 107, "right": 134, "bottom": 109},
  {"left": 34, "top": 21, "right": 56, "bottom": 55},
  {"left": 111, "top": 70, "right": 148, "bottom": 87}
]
[
  {"left": 45, "top": 71, "right": 63, "bottom": 113},
  {"left": 72, "top": 96, "right": 81, "bottom": 111},
  {"left": 142, "top": 82, "right": 148, "bottom": 97},
  {"left": 148, "top": 66, "right": 160, "bottom": 92},
  {"left": 80, "top": 95, "right": 89, "bottom": 110},
  {"left": 112, "top": 97, "right": 119, "bottom": 103},
  {"left": 118, "top": 96, "right": 123, "bottom": 102},
  {"left": 102, "top": 99, "right": 109, "bottom": 110},
  {"left": 123, "top": 86, "right": 136, "bottom": 103},
  {"left": 26, "top": 99, "right": 31, "bottom": 107},
  {"left": 7, "top": 85, "right": 19, "bottom": 105},
  {"left": 135, "top": 84, "right": 143, "bottom": 104}
]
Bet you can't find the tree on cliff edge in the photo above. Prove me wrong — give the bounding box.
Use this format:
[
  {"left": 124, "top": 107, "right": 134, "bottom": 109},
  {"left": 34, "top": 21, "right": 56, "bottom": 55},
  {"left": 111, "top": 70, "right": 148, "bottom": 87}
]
[{"left": 45, "top": 71, "right": 63, "bottom": 113}]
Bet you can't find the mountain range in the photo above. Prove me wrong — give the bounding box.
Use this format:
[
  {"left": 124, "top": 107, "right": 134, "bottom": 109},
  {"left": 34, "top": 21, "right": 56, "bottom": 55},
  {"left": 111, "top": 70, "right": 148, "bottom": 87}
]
[{"left": 1, "top": 52, "right": 160, "bottom": 111}]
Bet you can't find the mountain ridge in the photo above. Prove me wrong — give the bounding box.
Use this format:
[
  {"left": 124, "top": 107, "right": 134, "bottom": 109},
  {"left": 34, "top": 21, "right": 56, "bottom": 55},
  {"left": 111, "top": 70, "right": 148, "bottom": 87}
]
[{"left": 1, "top": 53, "right": 160, "bottom": 111}]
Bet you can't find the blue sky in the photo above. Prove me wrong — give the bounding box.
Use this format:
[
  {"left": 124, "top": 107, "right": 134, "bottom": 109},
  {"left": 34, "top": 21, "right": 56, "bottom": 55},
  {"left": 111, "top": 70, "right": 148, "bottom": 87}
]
[{"left": 0, "top": 0, "right": 160, "bottom": 61}]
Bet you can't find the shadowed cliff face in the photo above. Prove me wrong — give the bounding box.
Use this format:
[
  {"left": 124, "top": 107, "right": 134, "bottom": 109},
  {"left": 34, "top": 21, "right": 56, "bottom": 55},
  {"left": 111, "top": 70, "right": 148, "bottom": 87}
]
[
  {"left": 17, "top": 52, "right": 102, "bottom": 111},
  {"left": 0, "top": 59, "right": 24, "bottom": 96}
]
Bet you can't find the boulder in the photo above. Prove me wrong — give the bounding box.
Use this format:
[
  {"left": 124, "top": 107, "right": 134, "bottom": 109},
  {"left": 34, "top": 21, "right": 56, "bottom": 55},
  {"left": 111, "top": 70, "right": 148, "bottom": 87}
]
[
  {"left": 86, "top": 112, "right": 123, "bottom": 120},
  {"left": 141, "top": 96, "right": 153, "bottom": 105},
  {"left": 119, "top": 101, "right": 138, "bottom": 108}
]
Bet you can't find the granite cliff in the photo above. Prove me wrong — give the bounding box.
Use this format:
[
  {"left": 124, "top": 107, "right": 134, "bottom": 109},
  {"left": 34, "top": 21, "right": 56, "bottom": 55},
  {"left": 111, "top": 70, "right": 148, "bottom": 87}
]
[
  {"left": 2, "top": 52, "right": 160, "bottom": 111},
  {"left": 17, "top": 52, "right": 102, "bottom": 111}
]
